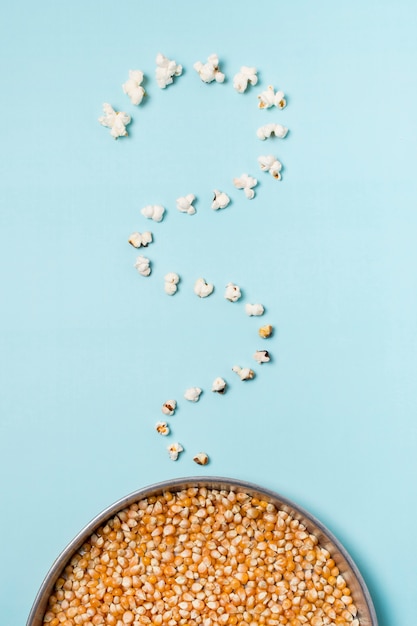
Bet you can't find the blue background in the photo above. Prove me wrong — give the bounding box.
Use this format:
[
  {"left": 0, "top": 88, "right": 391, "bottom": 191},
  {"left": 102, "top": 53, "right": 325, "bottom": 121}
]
[{"left": 1, "top": 1, "right": 416, "bottom": 624}]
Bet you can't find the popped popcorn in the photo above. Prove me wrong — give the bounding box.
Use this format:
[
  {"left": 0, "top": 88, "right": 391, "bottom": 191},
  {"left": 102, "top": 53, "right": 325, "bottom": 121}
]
[
  {"left": 184, "top": 387, "right": 202, "bottom": 402},
  {"left": 211, "top": 190, "right": 230, "bottom": 210},
  {"left": 167, "top": 442, "right": 184, "bottom": 461},
  {"left": 164, "top": 272, "right": 179, "bottom": 295},
  {"left": 233, "top": 173, "right": 258, "bottom": 199},
  {"left": 128, "top": 231, "right": 152, "bottom": 248},
  {"left": 176, "top": 194, "right": 196, "bottom": 215},
  {"left": 245, "top": 303, "right": 265, "bottom": 316},
  {"left": 141, "top": 204, "right": 165, "bottom": 222},
  {"left": 155, "top": 421, "right": 170, "bottom": 436},
  {"left": 232, "top": 365, "right": 255, "bottom": 381},
  {"left": 193, "top": 452, "right": 209, "bottom": 465},
  {"left": 122, "top": 70, "right": 145, "bottom": 105},
  {"left": 194, "top": 54, "right": 225, "bottom": 83},
  {"left": 259, "top": 324, "right": 273, "bottom": 338},
  {"left": 155, "top": 53, "right": 183, "bottom": 89},
  {"left": 258, "top": 85, "right": 287, "bottom": 109},
  {"left": 233, "top": 66, "right": 258, "bottom": 93},
  {"left": 258, "top": 154, "right": 283, "bottom": 180},
  {"left": 162, "top": 400, "right": 177, "bottom": 416},
  {"left": 211, "top": 377, "right": 227, "bottom": 394},
  {"left": 253, "top": 349, "right": 270, "bottom": 364},
  {"left": 98, "top": 103, "right": 131, "bottom": 139},
  {"left": 194, "top": 277, "right": 214, "bottom": 298},
  {"left": 224, "top": 282, "right": 242, "bottom": 302},
  {"left": 134, "top": 255, "right": 151, "bottom": 277},
  {"left": 257, "top": 123, "right": 288, "bottom": 140}
]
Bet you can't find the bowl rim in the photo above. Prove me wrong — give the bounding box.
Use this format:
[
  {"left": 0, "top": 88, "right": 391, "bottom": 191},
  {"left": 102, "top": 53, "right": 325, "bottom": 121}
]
[{"left": 27, "top": 475, "right": 378, "bottom": 626}]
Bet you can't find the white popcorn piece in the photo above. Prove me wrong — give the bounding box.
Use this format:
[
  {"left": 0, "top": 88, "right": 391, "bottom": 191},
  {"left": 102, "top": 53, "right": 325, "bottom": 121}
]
[
  {"left": 141, "top": 204, "right": 165, "bottom": 222},
  {"left": 164, "top": 272, "right": 180, "bottom": 296},
  {"left": 122, "top": 70, "right": 145, "bottom": 105},
  {"left": 211, "top": 377, "right": 227, "bottom": 394},
  {"left": 167, "top": 442, "right": 184, "bottom": 461},
  {"left": 245, "top": 303, "right": 265, "bottom": 317},
  {"left": 258, "top": 155, "right": 283, "bottom": 180},
  {"left": 211, "top": 190, "right": 230, "bottom": 210},
  {"left": 193, "top": 452, "right": 209, "bottom": 466},
  {"left": 155, "top": 53, "right": 183, "bottom": 89},
  {"left": 194, "top": 54, "right": 225, "bottom": 83},
  {"left": 257, "top": 85, "right": 287, "bottom": 110},
  {"left": 194, "top": 277, "right": 214, "bottom": 298},
  {"left": 176, "top": 194, "right": 196, "bottom": 215},
  {"left": 184, "top": 387, "right": 202, "bottom": 402},
  {"left": 233, "top": 173, "right": 258, "bottom": 199},
  {"left": 232, "top": 365, "right": 255, "bottom": 381},
  {"left": 134, "top": 255, "right": 151, "bottom": 277},
  {"left": 257, "top": 123, "right": 288, "bottom": 140},
  {"left": 128, "top": 231, "right": 152, "bottom": 248},
  {"left": 253, "top": 350, "right": 271, "bottom": 364},
  {"left": 225, "top": 282, "right": 242, "bottom": 302},
  {"left": 233, "top": 66, "right": 258, "bottom": 93},
  {"left": 98, "top": 103, "right": 131, "bottom": 139},
  {"left": 162, "top": 399, "right": 177, "bottom": 416},
  {"left": 155, "top": 421, "right": 170, "bottom": 436}
]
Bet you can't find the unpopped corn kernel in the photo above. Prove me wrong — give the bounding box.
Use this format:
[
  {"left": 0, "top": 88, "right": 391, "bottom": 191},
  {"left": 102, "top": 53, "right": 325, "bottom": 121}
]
[{"left": 259, "top": 324, "right": 273, "bottom": 338}]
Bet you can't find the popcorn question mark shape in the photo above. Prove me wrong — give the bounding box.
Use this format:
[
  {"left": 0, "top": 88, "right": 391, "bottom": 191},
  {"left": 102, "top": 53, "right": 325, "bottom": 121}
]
[{"left": 100, "top": 53, "right": 289, "bottom": 464}]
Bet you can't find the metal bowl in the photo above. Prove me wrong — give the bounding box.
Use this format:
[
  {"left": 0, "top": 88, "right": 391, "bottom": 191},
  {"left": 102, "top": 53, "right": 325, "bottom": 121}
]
[{"left": 27, "top": 476, "right": 378, "bottom": 626}]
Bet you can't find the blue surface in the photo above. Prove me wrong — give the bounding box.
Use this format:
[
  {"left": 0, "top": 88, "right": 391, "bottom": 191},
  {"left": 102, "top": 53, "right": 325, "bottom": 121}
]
[{"left": 1, "top": 1, "right": 417, "bottom": 624}]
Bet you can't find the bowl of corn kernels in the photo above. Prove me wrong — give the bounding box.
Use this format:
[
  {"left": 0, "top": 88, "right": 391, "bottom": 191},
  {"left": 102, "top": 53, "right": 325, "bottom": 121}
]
[{"left": 27, "top": 477, "right": 378, "bottom": 626}]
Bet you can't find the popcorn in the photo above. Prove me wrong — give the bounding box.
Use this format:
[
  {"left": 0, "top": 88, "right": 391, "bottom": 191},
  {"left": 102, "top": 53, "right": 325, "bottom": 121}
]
[
  {"left": 233, "top": 173, "right": 258, "bottom": 199},
  {"left": 98, "top": 103, "right": 131, "bottom": 139},
  {"left": 259, "top": 324, "right": 273, "bottom": 338},
  {"left": 233, "top": 66, "right": 258, "bottom": 93},
  {"left": 184, "top": 387, "right": 202, "bottom": 402},
  {"left": 128, "top": 231, "right": 152, "bottom": 248},
  {"left": 164, "top": 272, "right": 180, "bottom": 295},
  {"left": 167, "top": 442, "right": 184, "bottom": 461},
  {"left": 194, "top": 277, "right": 214, "bottom": 298},
  {"left": 155, "top": 53, "right": 183, "bottom": 89},
  {"left": 257, "top": 123, "right": 288, "bottom": 140},
  {"left": 122, "top": 70, "right": 145, "bottom": 105},
  {"left": 155, "top": 421, "right": 170, "bottom": 436},
  {"left": 134, "top": 255, "right": 151, "bottom": 276},
  {"left": 253, "top": 350, "right": 270, "bottom": 364},
  {"left": 245, "top": 303, "right": 264, "bottom": 317},
  {"left": 232, "top": 365, "right": 255, "bottom": 381},
  {"left": 193, "top": 452, "right": 209, "bottom": 466},
  {"left": 194, "top": 54, "right": 225, "bottom": 83},
  {"left": 258, "top": 155, "right": 283, "bottom": 180},
  {"left": 176, "top": 194, "right": 196, "bottom": 215},
  {"left": 211, "top": 190, "right": 230, "bottom": 210},
  {"left": 162, "top": 400, "right": 177, "bottom": 416},
  {"left": 211, "top": 377, "right": 227, "bottom": 394},
  {"left": 257, "top": 85, "right": 287, "bottom": 109},
  {"left": 225, "top": 282, "right": 242, "bottom": 302},
  {"left": 141, "top": 205, "right": 165, "bottom": 222}
]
